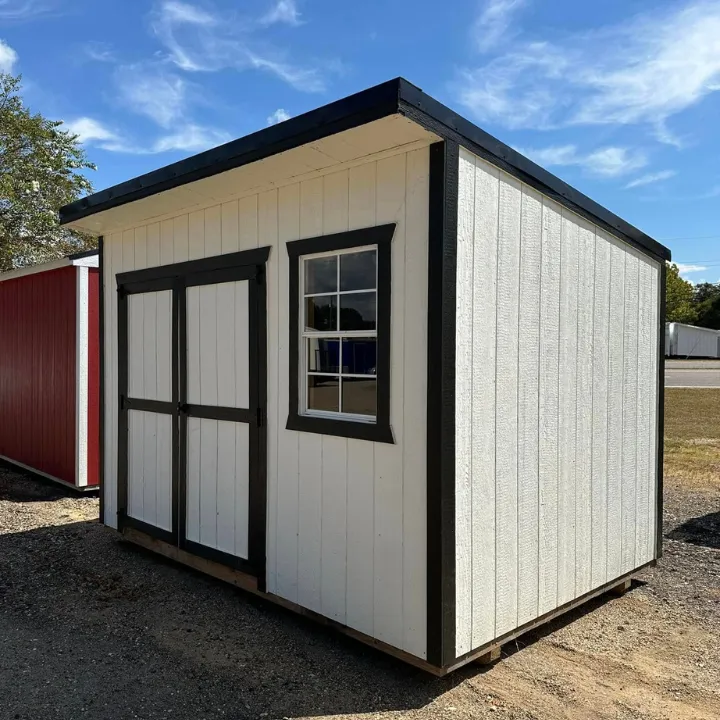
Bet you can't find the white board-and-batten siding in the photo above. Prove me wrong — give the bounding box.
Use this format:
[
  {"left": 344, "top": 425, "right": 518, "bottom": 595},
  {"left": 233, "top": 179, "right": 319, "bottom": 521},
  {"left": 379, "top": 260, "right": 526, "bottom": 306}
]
[
  {"left": 101, "top": 146, "right": 430, "bottom": 659},
  {"left": 454, "top": 147, "right": 660, "bottom": 657}
]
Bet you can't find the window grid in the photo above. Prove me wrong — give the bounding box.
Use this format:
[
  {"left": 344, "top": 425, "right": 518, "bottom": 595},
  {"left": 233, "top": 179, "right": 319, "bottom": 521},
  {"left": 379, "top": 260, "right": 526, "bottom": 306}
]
[{"left": 301, "top": 245, "right": 377, "bottom": 421}]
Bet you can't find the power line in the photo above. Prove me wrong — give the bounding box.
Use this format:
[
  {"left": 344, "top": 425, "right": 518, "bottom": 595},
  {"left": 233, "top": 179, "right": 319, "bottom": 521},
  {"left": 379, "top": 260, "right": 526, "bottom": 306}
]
[{"left": 658, "top": 234, "right": 720, "bottom": 242}]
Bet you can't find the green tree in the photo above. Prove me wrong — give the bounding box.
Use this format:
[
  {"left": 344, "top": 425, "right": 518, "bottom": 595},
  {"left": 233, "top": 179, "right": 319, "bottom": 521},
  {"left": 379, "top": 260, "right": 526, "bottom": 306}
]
[
  {"left": 0, "top": 73, "right": 96, "bottom": 272},
  {"left": 695, "top": 296, "right": 720, "bottom": 330},
  {"left": 665, "top": 262, "right": 697, "bottom": 324}
]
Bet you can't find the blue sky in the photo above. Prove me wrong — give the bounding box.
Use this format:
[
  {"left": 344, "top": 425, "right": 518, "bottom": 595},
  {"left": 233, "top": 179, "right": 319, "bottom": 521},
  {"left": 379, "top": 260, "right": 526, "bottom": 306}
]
[{"left": 2, "top": 0, "right": 720, "bottom": 279}]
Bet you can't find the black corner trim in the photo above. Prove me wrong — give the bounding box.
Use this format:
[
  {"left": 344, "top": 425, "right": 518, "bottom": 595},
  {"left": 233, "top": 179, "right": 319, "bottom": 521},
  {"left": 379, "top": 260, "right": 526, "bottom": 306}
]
[
  {"left": 285, "top": 224, "right": 395, "bottom": 445},
  {"left": 426, "top": 140, "right": 458, "bottom": 669},
  {"left": 656, "top": 262, "right": 666, "bottom": 559},
  {"left": 98, "top": 236, "right": 105, "bottom": 524}
]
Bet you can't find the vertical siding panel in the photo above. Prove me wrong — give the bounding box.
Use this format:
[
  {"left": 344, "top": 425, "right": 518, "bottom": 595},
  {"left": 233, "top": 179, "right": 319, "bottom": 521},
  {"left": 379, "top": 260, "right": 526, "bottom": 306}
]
[
  {"left": 298, "top": 433, "right": 323, "bottom": 612},
  {"left": 205, "top": 205, "right": 222, "bottom": 257},
  {"left": 471, "top": 159, "right": 499, "bottom": 646},
  {"left": 557, "top": 212, "right": 578, "bottom": 605},
  {"left": 494, "top": 174, "right": 521, "bottom": 636},
  {"left": 591, "top": 234, "right": 610, "bottom": 587},
  {"left": 188, "top": 209, "right": 205, "bottom": 259},
  {"left": 517, "top": 185, "right": 542, "bottom": 625},
  {"left": 346, "top": 440, "right": 375, "bottom": 635},
  {"left": 296, "top": 177, "right": 324, "bottom": 613},
  {"left": 622, "top": 254, "right": 640, "bottom": 574},
  {"left": 455, "top": 150, "right": 475, "bottom": 656},
  {"left": 156, "top": 409, "right": 172, "bottom": 531},
  {"left": 402, "top": 147, "right": 429, "bottom": 658},
  {"left": 134, "top": 226, "right": 147, "bottom": 270},
  {"left": 320, "top": 170, "right": 349, "bottom": 623},
  {"left": 320, "top": 436, "right": 347, "bottom": 622},
  {"left": 216, "top": 419, "right": 236, "bottom": 554},
  {"left": 259, "top": 189, "right": 279, "bottom": 592},
  {"left": 635, "top": 261, "right": 652, "bottom": 566},
  {"left": 373, "top": 153, "right": 405, "bottom": 648},
  {"left": 185, "top": 286, "right": 201, "bottom": 540},
  {"left": 186, "top": 417, "right": 201, "bottom": 543},
  {"left": 105, "top": 233, "right": 121, "bottom": 527},
  {"left": 199, "top": 418, "right": 219, "bottom": 548},
  {"left": 173, "top": 214, "right": 189, "bottom": 263},
  {"left": 538, "top": 200, "right": 561, "bottom": 614},
  {"left": 234, "top": 423, "right": 250, "bottom": 559},
  {"left": 121, "top": 231, "right": 136, "bottom": 518},
  {"left": 221, "top": 200, "right": 240, "bottom": 254},
  {"left": 647, "top": 266, "right": 660, "bottom": 558},
  {"left": 276, "top": 182, "right": 301, "bottom": 602},
  {"left": 160, "top": 220, "right": 175, "bottom": 265},
  {"left": 607, "top": 246, "right": 625, "bottom": 580},
  {"left": 238, "top": 195, "right": 259, "bottom": 249},
  {"left": 128, "top": 411, "right": 144, "bottom": 520},
  {"left": 345, "top": 161, "right": 377, "bottom": 636},
  {"left": 575, "top": 224, "right": 595, "bottom": 595},
  {"left": 146, "top": 222, "right": 160, "bottom": 269}
]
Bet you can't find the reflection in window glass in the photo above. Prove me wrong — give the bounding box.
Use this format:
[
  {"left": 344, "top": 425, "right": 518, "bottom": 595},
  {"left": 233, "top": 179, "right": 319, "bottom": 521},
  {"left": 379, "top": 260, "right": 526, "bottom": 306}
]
[
  {"left": 342, "top": 377, "right": 377, "bottom": 416},
  {"left": 305, "top": 296, "right": 337, "bottom": 331},
  {"left": 341, "top": 338, "right": 376, "bottom": 375},
  {"left": 307, "top": 338, "right": 340, "bottom": 373},
  {"left": 340, "top": 250, "right": 376, "bottom": 291},
  {"left": 308, "top": 375, "right": 339, "bottom": 412},
  {"left": 304, "top": 256, "right": 337, "bottom": 294},
  {"left": 339, "top": 292, "right": 376, "bottom": 331}
]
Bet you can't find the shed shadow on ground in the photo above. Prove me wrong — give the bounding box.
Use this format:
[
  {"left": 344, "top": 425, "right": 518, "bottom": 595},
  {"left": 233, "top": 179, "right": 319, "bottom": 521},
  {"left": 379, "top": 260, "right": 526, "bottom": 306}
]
[
  {"left": 0, "top": 460, "right": 97, "bottom": 502},
  {"left": 0, "top": 508, "right": 645, "bottom": 719},
  {"left": 668, "top": 511, "right": 720, "bottom": 549}
]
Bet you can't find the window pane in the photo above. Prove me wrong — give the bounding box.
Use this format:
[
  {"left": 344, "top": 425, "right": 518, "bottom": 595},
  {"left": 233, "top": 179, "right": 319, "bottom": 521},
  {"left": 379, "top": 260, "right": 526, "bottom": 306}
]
[
  {"left": 341, "top": 338, "right": 376, "bottom": 375},
  {"left": 304, "top": 256, "right": 337, "bottom": 294},
  {"left": 342, "top": 377, "right": 377, "bottom": 416},
  {"left": 339, "top": 292, "right": 376, "bottom": 331},
  {"left": 308, "top": 375, "right": 339, "bottom": 412},
  {"left": 340, "top": 250, "right": 376, "bottom": 291},
  {"left": 305, "top": 296, "right": 336, "bottom": 331},
  {"left": 307, "top": 338, "right": 340, "bottom": 373}
]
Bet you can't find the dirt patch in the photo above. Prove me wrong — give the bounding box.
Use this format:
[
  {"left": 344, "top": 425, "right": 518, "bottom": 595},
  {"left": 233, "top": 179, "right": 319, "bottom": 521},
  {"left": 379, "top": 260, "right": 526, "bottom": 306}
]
[{"left": 1, "top": 388, "right": 719, "bottom": 720}]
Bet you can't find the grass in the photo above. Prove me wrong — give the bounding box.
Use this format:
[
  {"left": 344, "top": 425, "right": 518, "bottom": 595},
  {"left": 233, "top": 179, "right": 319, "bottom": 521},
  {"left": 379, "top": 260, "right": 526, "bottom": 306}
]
[{"left": 664, "top": 388, "right": 720, "bottom": 492}]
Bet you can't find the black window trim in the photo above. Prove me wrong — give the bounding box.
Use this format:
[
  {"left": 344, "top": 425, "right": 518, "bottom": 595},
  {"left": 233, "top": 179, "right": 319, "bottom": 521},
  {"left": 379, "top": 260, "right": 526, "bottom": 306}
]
[{"left": 286, "top": 224, "right": 395, "bottom": 444}]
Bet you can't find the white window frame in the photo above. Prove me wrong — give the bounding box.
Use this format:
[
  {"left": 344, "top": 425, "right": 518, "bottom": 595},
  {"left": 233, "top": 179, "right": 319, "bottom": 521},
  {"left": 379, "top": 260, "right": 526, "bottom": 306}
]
[{"left": 299, "top": 244, "right": 378, "bottom": 423}]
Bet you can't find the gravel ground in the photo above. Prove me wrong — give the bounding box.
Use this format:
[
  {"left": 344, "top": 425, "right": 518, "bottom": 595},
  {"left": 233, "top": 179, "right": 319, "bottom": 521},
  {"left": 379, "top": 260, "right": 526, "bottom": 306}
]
[{"left": 1, "top": 463, "right": 718, "bottom": 720}]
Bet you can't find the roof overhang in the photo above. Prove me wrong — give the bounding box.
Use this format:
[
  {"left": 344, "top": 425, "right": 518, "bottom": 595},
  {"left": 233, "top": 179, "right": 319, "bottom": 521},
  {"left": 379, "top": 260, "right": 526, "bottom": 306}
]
[
  {"left": 0, "top": 250, "right": 98, "bottom": 284},
  {"left": 60, "top": 77, "right": 671, "bottom": 263}
]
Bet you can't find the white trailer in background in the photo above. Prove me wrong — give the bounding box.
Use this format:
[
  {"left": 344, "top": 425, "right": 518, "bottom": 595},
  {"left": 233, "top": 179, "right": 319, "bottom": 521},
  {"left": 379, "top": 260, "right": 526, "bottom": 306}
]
[{"left": 666, "top": 322, "right": 720, "bottom": 358}]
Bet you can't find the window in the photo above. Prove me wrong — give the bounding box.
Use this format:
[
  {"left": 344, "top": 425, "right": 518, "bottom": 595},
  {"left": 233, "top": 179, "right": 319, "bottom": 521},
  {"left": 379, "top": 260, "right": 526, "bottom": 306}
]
[{"left": 286, "top": 224, "right": 395, "bottom": 443}]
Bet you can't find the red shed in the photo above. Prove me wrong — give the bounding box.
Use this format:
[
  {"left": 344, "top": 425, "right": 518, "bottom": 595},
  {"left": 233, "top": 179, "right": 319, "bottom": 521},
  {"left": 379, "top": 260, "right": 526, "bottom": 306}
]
[{"left": 0, "top": 250, "right": 99, "bottom": 490}]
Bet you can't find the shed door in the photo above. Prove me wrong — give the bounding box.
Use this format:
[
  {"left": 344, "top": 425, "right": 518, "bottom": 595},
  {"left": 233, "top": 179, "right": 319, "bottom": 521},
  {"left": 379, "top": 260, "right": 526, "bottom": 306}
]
[{"left": 117, "top": 249, "right": 268, "bottom": 583}]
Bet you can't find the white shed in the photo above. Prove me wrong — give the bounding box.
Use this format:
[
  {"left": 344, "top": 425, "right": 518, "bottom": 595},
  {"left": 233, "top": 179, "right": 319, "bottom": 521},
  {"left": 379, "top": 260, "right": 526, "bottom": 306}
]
[
  {"left": 59, "top": 78, "right": 669, "bottom": 675},
  {"left": 666, "top": 322, "right": 720, "bottom": 358}
]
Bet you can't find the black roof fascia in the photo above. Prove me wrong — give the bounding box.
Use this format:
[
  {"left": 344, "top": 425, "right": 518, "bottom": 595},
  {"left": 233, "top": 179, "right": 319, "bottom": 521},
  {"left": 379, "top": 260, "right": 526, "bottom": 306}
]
[
  {"left": 67, "top": 248, "right": 99, "bottom": 260},
  {"left": 59, "top": 79, "right": 403, "bottom": 226},
  {"left": 59, "top": 77, "right": 670, "bottom": 263}
]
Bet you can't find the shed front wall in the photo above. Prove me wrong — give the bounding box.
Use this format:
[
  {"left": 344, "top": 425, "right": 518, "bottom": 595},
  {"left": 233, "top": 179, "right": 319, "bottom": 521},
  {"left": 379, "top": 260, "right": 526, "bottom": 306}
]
[
  {"left": 102, "top": 145, "right": 430, "bottom": 659},
  {"left": 0, "top": 267, "right": 77, "bottom": 484},
  {"left": 454, "top": 147, "right": 660, "bottom": 658}
]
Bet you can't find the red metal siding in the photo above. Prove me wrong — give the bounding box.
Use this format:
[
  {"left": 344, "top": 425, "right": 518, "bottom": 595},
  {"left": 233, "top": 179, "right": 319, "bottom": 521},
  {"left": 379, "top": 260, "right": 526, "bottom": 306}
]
[
  {"left": 86, "top": 268, "right": 100, "bottom": 486},
  {"left": 0, "top": 267, "right": 77, "bottom": 484}
]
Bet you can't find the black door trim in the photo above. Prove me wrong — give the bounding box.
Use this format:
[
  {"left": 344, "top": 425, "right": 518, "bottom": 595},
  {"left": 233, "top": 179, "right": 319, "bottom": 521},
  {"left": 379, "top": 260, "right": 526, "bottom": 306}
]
[{"left": 117, "top": 247, "right": 270, "bottom": 581}]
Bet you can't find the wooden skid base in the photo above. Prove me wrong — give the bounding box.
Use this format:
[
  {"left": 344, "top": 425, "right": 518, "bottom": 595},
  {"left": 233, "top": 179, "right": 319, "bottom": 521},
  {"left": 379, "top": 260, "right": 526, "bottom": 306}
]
[
  {"left": 120, "top": 527, "right": 445, "bottom": 676},
  {"left": 120, "top": 527, "right": 653, "bottom": 677},
  {"left": 449, "top": 561, "right": 655, "bottom": 674}
]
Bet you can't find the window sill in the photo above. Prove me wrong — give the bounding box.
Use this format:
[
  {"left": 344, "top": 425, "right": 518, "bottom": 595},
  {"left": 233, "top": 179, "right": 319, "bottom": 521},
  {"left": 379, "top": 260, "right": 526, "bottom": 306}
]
[{"left": 286, "top": 413, "right": 395, "bottom": 444}]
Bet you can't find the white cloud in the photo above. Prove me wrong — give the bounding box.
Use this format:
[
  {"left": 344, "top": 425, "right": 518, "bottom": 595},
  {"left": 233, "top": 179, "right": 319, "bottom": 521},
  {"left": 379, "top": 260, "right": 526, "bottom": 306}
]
[
  {"left": 151, "top": 0, "right": 325, "bottom": 92},
  {"left": 114, "top": 64, "right": 189, "bottom": 128},
  {"left": 624, "top": 170, "right": 676, "bottom": 189},
  {"left": 0, "top": 38, "right": 18, "bottom": 72},
  {"left": 267, "top": 108, "right": 291, "bottom": 125},
  {"left": 473, "top": 0, "right": 526, "bottom": 51},
  {"left": 457, "top": 0, "right": 720, "bottom": 140},
  {"left": 151, "top": 124, "right": 231, "bottom": 153},
  {"left": 261, "top": 0, "right": 301, "bottom": 26},
  {"left": 64, "top": 117, "right": 118, "bottom": 143},
  {"left": 83, "top": 41, "right": 115, "bottom": 63},
  {"left": 677, "top": 263, "right": 708, "bottom": 276},
  {"left": 0, "top": 0, "right": 53, "bottom": 19},
  {"left": 520, "top": 144, "right": 647, "bottom": 177}
]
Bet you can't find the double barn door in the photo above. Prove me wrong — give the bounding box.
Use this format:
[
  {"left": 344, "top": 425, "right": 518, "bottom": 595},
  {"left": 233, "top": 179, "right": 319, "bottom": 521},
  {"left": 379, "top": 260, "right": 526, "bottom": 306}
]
[{"left": 116, "top": 248, "right": 269, "bottom": 582}]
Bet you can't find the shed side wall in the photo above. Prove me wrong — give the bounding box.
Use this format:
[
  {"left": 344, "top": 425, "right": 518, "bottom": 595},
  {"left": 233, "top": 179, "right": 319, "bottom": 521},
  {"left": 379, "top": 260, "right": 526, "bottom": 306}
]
[
  {"left": 0, "top": 266, "right": 78, "bottom": 484},
  {"left": 454, "top": 148, "right": 660, "bottom": 658},
  {"left": 102, "top": 145, "right": 429, "bottom": 659},
  {"left": 87, "top": 267, "right": 101, "bottom": 486}
]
